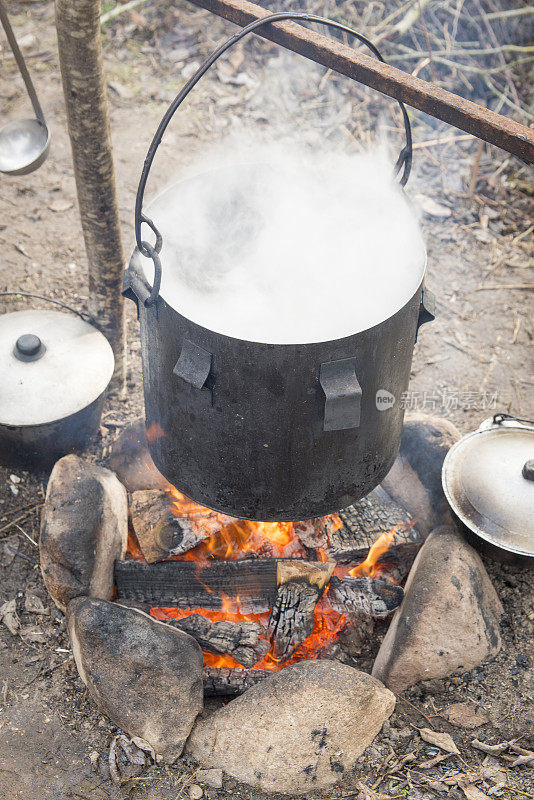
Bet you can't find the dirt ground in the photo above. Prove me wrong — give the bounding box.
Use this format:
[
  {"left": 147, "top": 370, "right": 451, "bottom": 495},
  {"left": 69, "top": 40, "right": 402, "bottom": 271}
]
[{"left": 0, "top": 1, "right": 533, "bottom": 798}]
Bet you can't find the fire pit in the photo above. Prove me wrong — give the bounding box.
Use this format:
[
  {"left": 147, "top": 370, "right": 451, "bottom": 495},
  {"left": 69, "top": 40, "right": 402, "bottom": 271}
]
[
  {"left": 113, "top": 479, "right": 417, "bottom": 693},
  {"left": 38, "top": 413, "right": 505, "bottom": 793}
]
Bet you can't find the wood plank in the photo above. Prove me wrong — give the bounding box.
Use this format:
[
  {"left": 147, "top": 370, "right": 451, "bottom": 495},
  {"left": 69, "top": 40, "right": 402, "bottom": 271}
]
[
  {"left": 185, "top": 0, "right": 534, "bottom": 163},
  {"left": 115, "top": 558, "right": 332, "bottom": 612}
]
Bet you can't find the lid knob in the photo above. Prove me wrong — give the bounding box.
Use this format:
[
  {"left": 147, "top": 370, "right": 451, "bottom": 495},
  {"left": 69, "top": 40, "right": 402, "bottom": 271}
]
[
  {"left": 14, "top": 333, "right": 45, "bottom": 362},
  {"left": 522, "top": 459, "right": 534, "bottom": 482}
]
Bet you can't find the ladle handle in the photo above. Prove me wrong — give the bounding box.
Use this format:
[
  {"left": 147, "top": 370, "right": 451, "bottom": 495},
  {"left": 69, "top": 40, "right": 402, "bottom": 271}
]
[
  {"left": 133, "top": 12, "right": 413, "bottom": 308},
  {"left": 0, "top": 0, "right": 46, "bottom": 125}
]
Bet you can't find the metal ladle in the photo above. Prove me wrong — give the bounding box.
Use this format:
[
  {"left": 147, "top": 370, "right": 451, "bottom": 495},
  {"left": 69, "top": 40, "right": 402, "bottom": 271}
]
[{"left": 0, "top": 0, "right": 50, "bottom": 175}]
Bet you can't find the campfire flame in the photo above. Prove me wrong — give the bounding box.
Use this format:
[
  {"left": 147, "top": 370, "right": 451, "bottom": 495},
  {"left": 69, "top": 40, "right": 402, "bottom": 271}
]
[
  {"left": 151, "top": 593, "right": 346, "bottom": 671},
  {"left": 348, "top": 530, "right": 396, "bottom": 578},
  {"left": 128, "top": 485, "right": 401, "bottom": 673},
  {"left": 168, "top": 487, "right": 307, "bottom": 561}
]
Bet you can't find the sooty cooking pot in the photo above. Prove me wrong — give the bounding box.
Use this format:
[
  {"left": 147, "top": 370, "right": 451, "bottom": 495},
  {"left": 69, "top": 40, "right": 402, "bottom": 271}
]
[{"left": 123, "top": 13, "right": 436, "bottom": 521}]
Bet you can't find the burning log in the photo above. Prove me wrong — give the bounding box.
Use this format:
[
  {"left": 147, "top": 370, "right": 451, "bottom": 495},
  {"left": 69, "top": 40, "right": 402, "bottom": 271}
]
[
  {"left": 203, "top": 666, "right": 268, "bottom": 697},
  {"left": 268, "top": 562, "right": 334, "bottom": 660},
  {"left": 328, "top": 576, "right": 404, "bottom": 619},
  {"left": 129, "top": 490, "right": 214, "bottom": 562},
  {"left": 114, "top": 559, "right": 279, "bottom": 612},
  {"left": 169, "top": 614, "right": 269, "bottom": 669},
  {"left": 115, "top": 558, "right": 333, "bottom": 613},
  {"left": 328, "top": 488, "right": 419, "bottom": 559},
  {"left": 269, "top": 582, "right": 319, "bottom": 660},
  {"left": 298, "top": 488, "right": 421, "bottom": 582}
]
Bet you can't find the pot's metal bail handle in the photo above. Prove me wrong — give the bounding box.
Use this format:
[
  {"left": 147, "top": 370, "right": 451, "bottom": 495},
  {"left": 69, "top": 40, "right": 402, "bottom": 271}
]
[
  {"left": 132, "top": 12, "right": 414, "bottom": 309},
  {"left": 320, "top": 357, "right": 362, "bottom": 432},
  {"left": 173, "top": 339, "right": 212, "bottom": 390}
]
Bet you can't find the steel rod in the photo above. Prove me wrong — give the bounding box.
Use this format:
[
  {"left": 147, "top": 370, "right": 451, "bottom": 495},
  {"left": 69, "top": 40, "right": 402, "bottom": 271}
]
[{"left": 185, "top": 0, "right": 533, "bottom": 163}]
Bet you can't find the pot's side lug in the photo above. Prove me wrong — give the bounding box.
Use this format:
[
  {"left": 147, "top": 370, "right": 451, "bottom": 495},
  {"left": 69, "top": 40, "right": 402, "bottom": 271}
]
[
  {"left": 319, "top": 357, "right": 361, "bottom": 431},
  {"left": 173, "top": 339, "right": 212, "bottom": 390},
  {"left": 416, "top": 286, "right": 436, "bottom": 340}
]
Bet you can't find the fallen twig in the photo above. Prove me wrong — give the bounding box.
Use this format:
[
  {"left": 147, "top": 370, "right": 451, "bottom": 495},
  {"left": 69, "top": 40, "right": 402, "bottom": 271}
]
[{"left": 100, "top": 0, "right": 150, "bottom": 26}]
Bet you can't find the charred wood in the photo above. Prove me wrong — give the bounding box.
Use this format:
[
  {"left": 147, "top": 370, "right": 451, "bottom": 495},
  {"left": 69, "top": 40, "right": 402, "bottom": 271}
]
[
  {"left": 328, "top": 575, "right": 404, "bottom": 619},
  {"left": 114, "top": 559, "right": 278, "bottom": 612},
  {"left": 299, "top": 488, "right": 421, "bottom": 580},
  {"left": 333, "top": 488, "right": 419, "bottom": 557},
  {"left": 203, "top": 666, "right": 269, "bottom": 697},
  {"left": 268, "top": 562, "right": 333, "bottom": 660},
  {"left": 129, "top": 490, "right": 213, "bottom": 563},
  {"left": 169, "top": 614, "right": 269, "bottom": 669},
  {"left": 268, "top": 580, "right": 320, "bottom": 660}
]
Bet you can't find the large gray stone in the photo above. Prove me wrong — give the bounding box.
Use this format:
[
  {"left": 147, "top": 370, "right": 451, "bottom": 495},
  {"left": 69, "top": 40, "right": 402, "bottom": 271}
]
[
  {"left": 372, "top": 526, "right": 503, "bottom": 692},
  {"left": 382, "top": 412, "right": 460, "bottom": 536},
  {"left": 67, "top": 597, "right": 203, "bottom": 762},
  {"left": 187, "top": 660, "right": 395, "bottom": 794},
  {"left": 40, "top": 455, "right": 128, "bottom": 612}
]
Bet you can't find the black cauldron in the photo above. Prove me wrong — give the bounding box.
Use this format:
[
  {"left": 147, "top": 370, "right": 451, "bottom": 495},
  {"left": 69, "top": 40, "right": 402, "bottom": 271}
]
[{"left": 123, "top": 13, "right": 435, "bottom": 520}]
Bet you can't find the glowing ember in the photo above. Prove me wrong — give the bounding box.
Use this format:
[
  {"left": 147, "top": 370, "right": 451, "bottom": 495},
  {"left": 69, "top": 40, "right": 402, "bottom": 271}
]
[{"left": 151, "top": 592, "right": 346, "bottom": 671}]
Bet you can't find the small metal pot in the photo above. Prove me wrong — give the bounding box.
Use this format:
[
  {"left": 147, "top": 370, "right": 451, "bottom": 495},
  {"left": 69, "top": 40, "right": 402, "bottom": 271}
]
[
  {"left": 442, "top": 414, "right": 534, "bottom": 565},
  {"left": 0, "top": 305, "right": 114, "bottom": 469}
]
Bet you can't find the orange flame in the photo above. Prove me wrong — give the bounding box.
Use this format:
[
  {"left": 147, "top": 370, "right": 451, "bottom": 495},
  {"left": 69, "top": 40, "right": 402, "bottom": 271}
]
[
  {"left": 126, "top": 482, "right": 403, "bottom": 674},
  {"left": 166, "top": 487, "right": 306, "bottom": 562},
  {"left": 349, "top": 530, "right": 395, "bottom": 578},
  {"left": 151, "top": 593, "right": 345, "bottom": 671}
]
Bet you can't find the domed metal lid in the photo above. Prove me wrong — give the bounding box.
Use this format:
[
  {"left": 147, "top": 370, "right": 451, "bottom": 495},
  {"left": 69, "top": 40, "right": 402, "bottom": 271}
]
[
  {"left": 442, "top": 414, "right": 534, "bottom": 559},
  {"left": 0, "top": 309, "right": 114, "bottom": 426}
]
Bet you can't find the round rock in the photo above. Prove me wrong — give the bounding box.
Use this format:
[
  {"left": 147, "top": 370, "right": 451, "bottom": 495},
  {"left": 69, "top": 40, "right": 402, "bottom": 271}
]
[{"left": 186, "top": 660, "right": 395, "bottom": 794}]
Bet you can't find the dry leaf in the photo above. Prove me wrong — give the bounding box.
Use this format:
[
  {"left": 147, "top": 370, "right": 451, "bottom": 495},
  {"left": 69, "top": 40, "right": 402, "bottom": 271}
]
[
  {"left": 442, "top": 703, "right": 491, "bottom": 729},
  {"left": 0, "top": 599, "right": 20, "bottom": 636},
  {"left": 419, "top": 727, "right": 460, "bottom": 755},
  {"left": 462, "top": 786, "right": 492, "bottom": 800},
  {"left": 480, "top": 755, "right": 507, "bottom": 784},
  {"left": 1, "top": 536, "right": 19, "bottom": 567},
  {"left": 24, "top": 593, "right": 47, "bottom": 615},
  {"left": 414, "top": 193, "right": 452, "bottom": 218},
  {"left": 472, "top": 739, "right": 510, "bottom": 756},
  {"left": 48, "top": 200, "right": 73, "bottom": 213},
  {"left": 108, "top": 734, "right": 145, "bottom": 786}
]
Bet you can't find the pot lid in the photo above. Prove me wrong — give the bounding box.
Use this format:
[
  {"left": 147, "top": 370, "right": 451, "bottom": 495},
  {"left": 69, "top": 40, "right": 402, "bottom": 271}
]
[
  {"left": 0, "top": 309, "right": 114, "bottom": 427},
  {"left": 442, "top": 414, "right": 534, "bottom": 559}
]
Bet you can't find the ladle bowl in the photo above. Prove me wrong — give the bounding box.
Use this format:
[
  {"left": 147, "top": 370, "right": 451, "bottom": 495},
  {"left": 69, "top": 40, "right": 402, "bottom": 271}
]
[{"left": 0, "top": 117, "right": 50, "bottom": 176}]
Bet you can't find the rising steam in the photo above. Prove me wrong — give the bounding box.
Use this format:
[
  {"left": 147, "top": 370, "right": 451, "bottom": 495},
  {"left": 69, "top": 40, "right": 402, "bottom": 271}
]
[{"left": 140, "top": 137, "right": 426, "bottom": 344}]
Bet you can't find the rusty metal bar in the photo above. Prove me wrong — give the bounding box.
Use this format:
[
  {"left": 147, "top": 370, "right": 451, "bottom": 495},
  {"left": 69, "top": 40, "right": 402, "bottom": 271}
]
[{"left": 186, "top": 0, "right": 534, "bottom": 164}]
